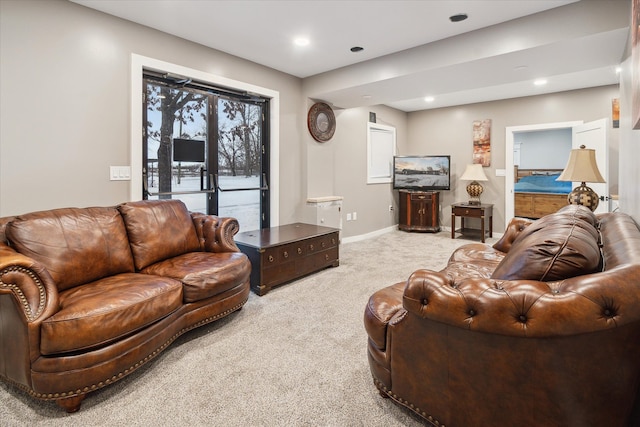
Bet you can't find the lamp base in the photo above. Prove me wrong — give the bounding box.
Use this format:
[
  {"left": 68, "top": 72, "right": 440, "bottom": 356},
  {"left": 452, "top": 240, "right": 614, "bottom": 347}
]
[
  {"left": 466, "top": 181, "right": 484, "bottom": 205},
  {"left": 567, "top": 182, "right": 599, "bottom": 211}
]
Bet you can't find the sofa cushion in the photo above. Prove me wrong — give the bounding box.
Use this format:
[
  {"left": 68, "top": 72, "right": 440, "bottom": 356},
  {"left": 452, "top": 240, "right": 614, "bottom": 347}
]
[
  {"left": 510, "top": 205, "right": 599, "bottom": 245},
  {"left": 491, "top": 206, "right": 601, "bottom": 282},
  {"left": 5, "top": 207, "right": 135, "bottom": 291},
  {"left": 40, "top": 272, "right": 183, "bottom": 355},
  {"left": 118, "top": 200, "right": 201, "bottom": 270},
  {"left": 142, "top": 252, "right": 251, "bottom": 302},
  {"left": 442, "top": 243, "right": 505, "bottom": 282}
]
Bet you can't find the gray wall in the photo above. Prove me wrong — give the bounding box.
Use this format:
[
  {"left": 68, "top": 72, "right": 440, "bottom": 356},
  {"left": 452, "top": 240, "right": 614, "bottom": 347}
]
[
  {"left": 515, "top": 129, "right": 572, "bottom": 169},
  {"left": 2, "top": 0, "right": 638, "bottom": 239},
  {"left": 618, "top": 11, "right": 640, "bottom": 224},
  {"left": 407, "top": 85, "right": 621, "bottom": 232},
  {"left": 0, "top": 0, "right": 302, "bottom": 224}
]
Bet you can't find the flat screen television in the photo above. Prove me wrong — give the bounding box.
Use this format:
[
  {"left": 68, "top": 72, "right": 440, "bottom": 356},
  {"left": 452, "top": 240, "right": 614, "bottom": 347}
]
[{"left": 393, "top": 155, "right": 451, "bottom": 191}]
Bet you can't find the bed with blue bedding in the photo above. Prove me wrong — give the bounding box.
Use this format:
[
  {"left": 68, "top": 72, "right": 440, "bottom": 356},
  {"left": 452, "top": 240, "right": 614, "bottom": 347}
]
[{"left": 514, "top": 169, "right": 571, "bottom": 219}]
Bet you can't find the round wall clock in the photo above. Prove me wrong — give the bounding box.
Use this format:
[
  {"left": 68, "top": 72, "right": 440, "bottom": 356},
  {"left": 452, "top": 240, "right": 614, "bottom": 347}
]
[{"left": 307, "top": 102, "right": 336, "bottom": 142}]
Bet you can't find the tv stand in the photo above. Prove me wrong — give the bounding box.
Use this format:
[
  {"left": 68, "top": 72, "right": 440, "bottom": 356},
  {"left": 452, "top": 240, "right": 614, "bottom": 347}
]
[{"left": 398, "top": 190, "right": 440, "bottom": 232}]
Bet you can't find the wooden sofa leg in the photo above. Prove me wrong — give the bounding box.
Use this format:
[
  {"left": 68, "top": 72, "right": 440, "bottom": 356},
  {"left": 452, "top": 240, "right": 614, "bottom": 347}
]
[{"left": 56, "top": 395, "right": 85, "bottom": 413}]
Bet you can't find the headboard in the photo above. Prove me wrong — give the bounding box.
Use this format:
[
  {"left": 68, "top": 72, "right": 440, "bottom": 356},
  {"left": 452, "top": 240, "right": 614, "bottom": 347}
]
[{"left": 514, "top": 166, "right": 564, "bottom": 183}]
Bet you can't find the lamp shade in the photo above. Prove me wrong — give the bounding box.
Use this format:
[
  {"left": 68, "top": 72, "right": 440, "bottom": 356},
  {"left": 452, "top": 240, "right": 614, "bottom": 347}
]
[
  {"left": 460, "top": 164, "right": 488, "bottom": 205},
  {"left": 557, "top": 145, "right": 605, "bottom": 211},
  {"left": 460, "top": 164, "right": 488, "bottom": 182},
  {"left": 557, "top": 145, "right": 605, "bottom": 183}
]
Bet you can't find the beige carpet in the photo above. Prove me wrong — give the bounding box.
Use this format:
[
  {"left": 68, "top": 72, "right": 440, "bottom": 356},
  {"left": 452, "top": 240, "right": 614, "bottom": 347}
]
[{"left": 0, "top": 230, "right": 497, "bottom": 426}]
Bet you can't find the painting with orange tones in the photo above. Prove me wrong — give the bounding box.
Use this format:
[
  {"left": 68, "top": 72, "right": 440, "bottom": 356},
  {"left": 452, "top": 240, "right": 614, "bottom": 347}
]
[{"left": 472, "top": 119, "right": 491, "bottom": 167}]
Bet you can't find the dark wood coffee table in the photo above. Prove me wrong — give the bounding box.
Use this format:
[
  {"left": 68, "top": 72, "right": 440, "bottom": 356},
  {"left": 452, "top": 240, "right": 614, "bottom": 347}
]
[{"left": 234, "top": 223, "right": 340, "bottom": 296}]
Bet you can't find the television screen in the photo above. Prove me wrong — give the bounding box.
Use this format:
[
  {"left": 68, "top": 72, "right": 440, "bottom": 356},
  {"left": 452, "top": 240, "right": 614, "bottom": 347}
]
[
  {"left": 173, "top": 138, "right": 205, "bottom": 163},
  {"left": 393, "top": 155, "right": 451, "bottom": 191}
]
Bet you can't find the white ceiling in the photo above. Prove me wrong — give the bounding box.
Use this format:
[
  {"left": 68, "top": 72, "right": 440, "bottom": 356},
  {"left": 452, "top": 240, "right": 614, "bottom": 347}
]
[{"left": 71, "top": 0, "right": 628, "bottom": 112}]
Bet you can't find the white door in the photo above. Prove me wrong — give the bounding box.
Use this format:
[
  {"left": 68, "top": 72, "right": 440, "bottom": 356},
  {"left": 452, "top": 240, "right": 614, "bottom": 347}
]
[{"left": 572, "top": 118, "right": 609, "bottom": 214}]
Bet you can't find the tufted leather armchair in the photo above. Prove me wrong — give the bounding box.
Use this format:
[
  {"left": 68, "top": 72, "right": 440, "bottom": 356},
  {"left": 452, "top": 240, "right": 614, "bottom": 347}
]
[{"left": 365, "top": 206, "right": 640, "bottom": 426}]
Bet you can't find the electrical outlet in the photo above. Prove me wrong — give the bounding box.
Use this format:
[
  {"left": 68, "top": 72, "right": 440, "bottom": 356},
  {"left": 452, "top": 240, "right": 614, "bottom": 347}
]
[
  {"left": 346, "top": 213, "right": 352, "bottom": 221},
  {"left": 389, "top": 205, "right": 393, "bottom": 212},
  {"left": 353, "top": 212, "right": 357, "bottom": 220}
]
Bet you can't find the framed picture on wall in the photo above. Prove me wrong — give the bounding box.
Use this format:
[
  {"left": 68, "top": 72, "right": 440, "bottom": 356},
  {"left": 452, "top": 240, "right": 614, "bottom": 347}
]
[{"left": 472, "top": 119, "right": 491, "bottom": 166}]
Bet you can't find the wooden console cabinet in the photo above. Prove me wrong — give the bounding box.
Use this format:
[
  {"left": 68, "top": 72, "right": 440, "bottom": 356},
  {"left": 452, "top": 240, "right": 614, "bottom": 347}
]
[
  {"left": 398, "top": 190, "right": 440, "bottom": 232},
  {"left": 234, "top": 223, "right": 340, "bottom": 296}
]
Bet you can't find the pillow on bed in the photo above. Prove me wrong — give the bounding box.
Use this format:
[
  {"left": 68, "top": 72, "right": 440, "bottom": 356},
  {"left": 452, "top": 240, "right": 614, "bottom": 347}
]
[{"left": 491, "top": 205, "right": 601, "bottom": 281}]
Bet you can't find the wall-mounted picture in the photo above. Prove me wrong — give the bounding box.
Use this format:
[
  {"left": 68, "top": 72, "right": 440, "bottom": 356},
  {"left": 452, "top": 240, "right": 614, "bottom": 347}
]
[
  {"left": 612, "top": 98, "right": 620, "bottom": 128},
  {"left": 472, "top": 119, "right": 491, "bottom": 166},
  {"left": 393, "top": 155, "right": 451, "bottom": 191}
]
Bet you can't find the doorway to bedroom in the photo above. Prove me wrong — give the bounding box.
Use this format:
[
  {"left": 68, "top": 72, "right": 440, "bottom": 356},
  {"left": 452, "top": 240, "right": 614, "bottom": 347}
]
[
  {"left": 505, "top": 119, "right": 610, "bottom": 221},
  {"left": 512, "top": 128, "right": 572, "bottom": 219}
]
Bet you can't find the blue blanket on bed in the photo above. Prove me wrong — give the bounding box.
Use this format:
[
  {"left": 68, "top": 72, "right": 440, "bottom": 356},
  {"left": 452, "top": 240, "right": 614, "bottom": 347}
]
[{"left": 514, "top": 173, "right": 572, "bottom": 194}]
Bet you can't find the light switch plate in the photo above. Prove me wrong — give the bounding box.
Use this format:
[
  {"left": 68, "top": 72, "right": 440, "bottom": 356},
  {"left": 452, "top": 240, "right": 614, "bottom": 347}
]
[{"left": 110, "top": 166, "right": 131, "bottom": 181}]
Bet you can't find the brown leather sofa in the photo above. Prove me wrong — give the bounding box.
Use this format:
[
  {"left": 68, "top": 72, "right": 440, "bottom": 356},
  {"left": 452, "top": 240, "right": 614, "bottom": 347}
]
[
  {"left": 0, "top": 199, "right": 251, "bottom": 412},
  {"left": 365, "top": 205, "right": 640, "bottom": 427}
]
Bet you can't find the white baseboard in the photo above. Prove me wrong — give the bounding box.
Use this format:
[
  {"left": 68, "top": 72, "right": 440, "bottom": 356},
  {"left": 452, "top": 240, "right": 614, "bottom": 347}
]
[
  {"left": 341, "top": 225, "right": 396, "bottom": 244},
  {"left": 342, "top": 225, "right": 503, "bottom": 244}
]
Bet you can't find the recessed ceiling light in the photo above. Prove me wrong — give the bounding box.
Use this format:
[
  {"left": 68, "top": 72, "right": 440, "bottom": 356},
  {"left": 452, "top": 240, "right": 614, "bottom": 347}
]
[
  {"left": 534, "top": 79, "right": 547, "bottom": 86},
  {"left": 294, "top": 37, "right": 310, "bottom": 47},
  {"left": 424, "top": 96, "right": 435, "bottom": 103},
  {"left": 363, "top": 95, "right": 372, "bottom": 99},
  {"left": 350, "top": 46, "right": 364, "bottom": 53},
  {"left": 449, "top": 13, "right": 468, "bottom": 22}
]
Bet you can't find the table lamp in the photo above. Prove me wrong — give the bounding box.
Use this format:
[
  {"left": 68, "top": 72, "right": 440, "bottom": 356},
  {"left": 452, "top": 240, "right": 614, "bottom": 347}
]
[
  {"left": 556, "top": 145, "right": 605, "bottom": 211},
  {"left": 460, "top": 164, "right": 488, "bottom": 205}
]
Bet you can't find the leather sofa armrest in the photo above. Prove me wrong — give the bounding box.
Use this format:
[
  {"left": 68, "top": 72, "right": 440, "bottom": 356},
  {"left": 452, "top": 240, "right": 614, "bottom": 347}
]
[
  {"left": 364, "top": 282, "right": 406, "bottom": 350},
  {"left": 403, "top": 266, "right": 640, "bottom": 338},
  {"left": 492, "top": 217, "right": 532, "bottom": 253},
  {"left": 0, "top": 243, "right": 59, "bottom": 322},
  {"left": 191, "top": 213, "right": 241, "bottom": 253}
]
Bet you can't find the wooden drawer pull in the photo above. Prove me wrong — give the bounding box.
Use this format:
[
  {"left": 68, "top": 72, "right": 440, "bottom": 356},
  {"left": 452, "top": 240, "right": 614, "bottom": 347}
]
[
  {"left": 268, "top": 255, "right": 274, "bottom": 262},
  {"left": 309, "top": 244, "right": 314, "bottom": 251},
  {"left": 283, "top": 251, "right": 288, "bottom": 258},
  {"left": 297, "top": 247, "right": 302, "bottom": 254}
]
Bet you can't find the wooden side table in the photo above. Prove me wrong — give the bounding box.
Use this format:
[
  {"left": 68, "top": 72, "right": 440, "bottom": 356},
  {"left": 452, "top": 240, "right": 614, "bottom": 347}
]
[{"left": 451, "top": 203, "right": 493, "bottom": 243}]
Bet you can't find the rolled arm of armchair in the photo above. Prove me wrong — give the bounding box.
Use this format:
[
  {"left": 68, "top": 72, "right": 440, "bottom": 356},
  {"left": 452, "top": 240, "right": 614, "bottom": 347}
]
[
  {"left": 403, "top": 266, "right": 640, "bottom": 338},
  {"left": 492, "top": 217, "right": 532, "bottom": 253},
  {"left": 191, "top": 213, "right": 241, "bottom": 253},
  {"left": 0, "top": 243, "right": 59, "bottom": 323},
  {"left": 364, "top": 282, "right": 406, "bottom": 351}
]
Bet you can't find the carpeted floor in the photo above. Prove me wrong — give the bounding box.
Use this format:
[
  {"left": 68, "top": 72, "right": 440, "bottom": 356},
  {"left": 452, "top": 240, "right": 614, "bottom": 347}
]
[{"left": 0, "top": 230, "right": 497, "bottom": 426}]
